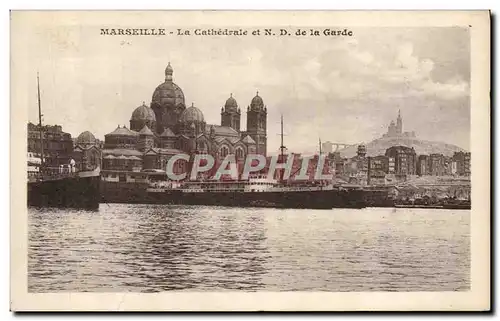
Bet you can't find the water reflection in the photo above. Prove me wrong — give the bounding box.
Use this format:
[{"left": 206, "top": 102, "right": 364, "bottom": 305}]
[{"left": 28, "top": 205, "right": 470, "bottom": 292}]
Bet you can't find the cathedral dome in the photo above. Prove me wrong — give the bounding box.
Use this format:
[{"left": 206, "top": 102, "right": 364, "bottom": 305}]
[
  {"left": 151, "top": 81, "right": 185, "bottom": 109},
  {"left": 250, "top": 92, "right": 264, "bottom": 110},
  {"left": 224, "top": 93, "right": 238, "bottom": 111},
  {"left": 150, "top": 63, "right": 187, "bottom": 133},
  {"left": 151, "top": 63, "right": 186, "bottom": 111},
  {"left": 131, "top": 102, "right": 156, "bottom": 122},
  {"left": 76, "top": 131, "right": 96, "bottom": 145},
  {"left": 180, "top": 103, "right": 205, "bottom": 123}
]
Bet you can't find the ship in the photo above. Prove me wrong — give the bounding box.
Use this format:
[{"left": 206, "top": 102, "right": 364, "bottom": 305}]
[
  {"left": 146, "top": 175, "right": 365, "bottom": 209},
  {"left": 145, "top": 115, "right": 367, "bottom": 210},
  {"left": 27, "top": 73, "right": 101, "bottom": 210}
]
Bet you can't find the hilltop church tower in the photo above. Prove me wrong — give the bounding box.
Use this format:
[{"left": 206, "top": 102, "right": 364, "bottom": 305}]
[
  {"left": 383, "top": 109, "right": 415, "bottom": 139},
  {"left": 246, "top": 92, "right": 267, "bottom": 156},
  {"left": 396, "top": 109, "right": 403, "bottom": 135}
]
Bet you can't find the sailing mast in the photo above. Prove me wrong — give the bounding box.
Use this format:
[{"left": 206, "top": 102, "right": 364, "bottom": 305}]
[
  {"left": 37, "top": 72, "right": 44, "bottom": 171},
  {"left": 279, "top": 114, "right": 286, "bottom": 160},
  {"left": 278, "top": 114, "right": 287, "bottom": 182},
  {"left": 319, "top": 137, "right": 322, "bottom": 155}
]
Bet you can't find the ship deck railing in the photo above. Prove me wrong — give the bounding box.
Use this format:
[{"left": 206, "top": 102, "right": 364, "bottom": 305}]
[
  {"left": 28, "top": 172, "right": 79, "bottom": 183},
  {"left": 149, "top": 185, "right": 335, "bottom": 193}
]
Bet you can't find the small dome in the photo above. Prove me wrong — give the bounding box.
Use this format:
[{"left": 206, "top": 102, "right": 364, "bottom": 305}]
[
  {"left": 131, "top": 102, "right": 156, "bottom": 122},
  {"left": 224, "top": 93, "right": 238, "bottom": 111},
  {"left": 250, "top": 91, "right": 264, "bottom": 110},
  {"left": 76, "top": 131, "right": 96, "bottom": 145},
  {"left": 180, "top": 103, "right": 205, "bottom": 123}
]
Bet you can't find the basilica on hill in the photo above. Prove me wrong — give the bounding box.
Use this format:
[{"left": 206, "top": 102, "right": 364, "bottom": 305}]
[
  {"left": 382, "top": 109, "right": 416, "bottom": 139},
  {"left": 72, "top": 62, "right": 268, "bottom": 174}
]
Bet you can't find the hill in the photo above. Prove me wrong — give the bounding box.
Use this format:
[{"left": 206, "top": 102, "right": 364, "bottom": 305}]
[{"left": 338, "top": 136, "right": 466, "bottom": 158}]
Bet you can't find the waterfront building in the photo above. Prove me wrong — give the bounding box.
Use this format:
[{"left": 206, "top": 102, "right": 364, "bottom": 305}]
[
  {"left": 329, "top": 152, "right": 345, "bottom": 177},
  {"left": 388, "top": 157, "right": 396, "bottom": 174},
  {"left": 416, "top": 153, "right": 457, "bottom": 177},
  {"left": 72, "top": 131, "right": 102, "bottom": 172},
  {"left": 27, "top": 122, "right": 74, "bottom": 168},
  {"left": 451, "top": 161, "right": 458, "bottom": 175},
  {"left": 344, "top": 145, "right": 369, "bottom": 185},
  {"left": 443, "top": 156, "right": 454, "bottom": 176},
  {"left": 385, "top": 146, "right": 417, "bottom": 178},
  {"left": 453, "top": 151, "right": 471, "bottom": 176},
  {"left": 429, "top": 153, "right": 446, "bottom": 176},
  {"left": 367, "top": 155, "right": 389, "bottom": 185},
  {"left": 417, "top": 155, "right": 430, "bottom": 176}
]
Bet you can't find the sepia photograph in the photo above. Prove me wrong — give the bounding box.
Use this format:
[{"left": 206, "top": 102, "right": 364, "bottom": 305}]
[{"left": 10, "top": 10, "right": 490, "bottom": 311}]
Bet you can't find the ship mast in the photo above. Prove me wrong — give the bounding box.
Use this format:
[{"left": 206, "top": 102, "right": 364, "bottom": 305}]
[
  {"left": 37, "top": 72, "right": 44, "bottom": 170},
  {"left": 278, "top": 114, "right": 287, "bottom": 182},
  {"left": 279, "top": 114, "right": 286, "bottom": 159}
]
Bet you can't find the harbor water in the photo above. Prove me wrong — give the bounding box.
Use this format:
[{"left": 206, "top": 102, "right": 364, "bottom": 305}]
[{"left": 28, "top": 204, "right": 470, "bottom": 292}]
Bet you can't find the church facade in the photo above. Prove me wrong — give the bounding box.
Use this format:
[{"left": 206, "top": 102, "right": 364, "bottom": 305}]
[
  {"left": 382, "top": 110, "right": 416, "bottom": 139},
  {"left": 75, "top": 63, "right": 268, "bottom": 174}
]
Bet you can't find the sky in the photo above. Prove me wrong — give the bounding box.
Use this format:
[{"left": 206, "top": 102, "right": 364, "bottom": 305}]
[{"left": 23, "top": 25, "right": 470, "bottom": 154}]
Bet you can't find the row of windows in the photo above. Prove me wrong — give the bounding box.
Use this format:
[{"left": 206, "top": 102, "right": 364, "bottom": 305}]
[
  {"left": 102, "top": 173, "right": 146, "bottom": 179},
  {"left": 219, "top": 146, "right": 245, "bottom": 158}
]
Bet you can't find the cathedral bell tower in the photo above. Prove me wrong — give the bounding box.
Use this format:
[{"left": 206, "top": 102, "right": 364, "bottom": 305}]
[
  {"left": 221, "top": 93, "right": 241, "bottom": 132},
  {"left": 396, "top": 109, "right": 403, "bottom": 135},
  {"left": 246, "top": 91, "right": 267, "bottom": 156}
]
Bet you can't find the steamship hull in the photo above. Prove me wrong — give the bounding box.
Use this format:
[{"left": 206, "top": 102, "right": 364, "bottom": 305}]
[
  {"left": 28, "top": 175, "right": 101, "bottom": 210},
  {"left": 146, "top": 188, "right": 367, "bottom": 209}
]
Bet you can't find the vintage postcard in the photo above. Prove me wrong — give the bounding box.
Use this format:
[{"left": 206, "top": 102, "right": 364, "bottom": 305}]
[{"left": 10, "top": 11, "right": 490, "bottom": 311}]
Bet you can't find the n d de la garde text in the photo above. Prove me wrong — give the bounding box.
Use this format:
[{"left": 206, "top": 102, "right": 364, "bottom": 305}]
[{"left": 99, "top": 28, "right": 354, "bottom": 37}]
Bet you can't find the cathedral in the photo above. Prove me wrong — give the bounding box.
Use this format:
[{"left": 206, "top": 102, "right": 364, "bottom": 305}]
[
  {"left": 73, "top": 63, "right": 268, "bottom": 174},
  {"left": 382, "top": 110, "right": 416, "bottom": 139}
]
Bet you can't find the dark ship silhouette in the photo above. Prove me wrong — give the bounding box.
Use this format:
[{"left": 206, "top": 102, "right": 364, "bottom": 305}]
[
  {"left": 27, "top": 73, "right": 100, "bottom": 210},
  {"left": 145, "top": 115, "right": 367, "bottom": 209}
]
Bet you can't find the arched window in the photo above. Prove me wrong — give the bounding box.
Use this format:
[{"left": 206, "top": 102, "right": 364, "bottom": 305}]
[
  {"left": 235, "top": 147, "right": 244, "bottom": 160},
  {"left": 219, "top": 145, "right": 229, "bottom": 158},
  {"left": 90, "top": 152, "right": 97, "bottom": 169},
  {"left": 198, "top": 141, "right": 208, "bottom": 154}
]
